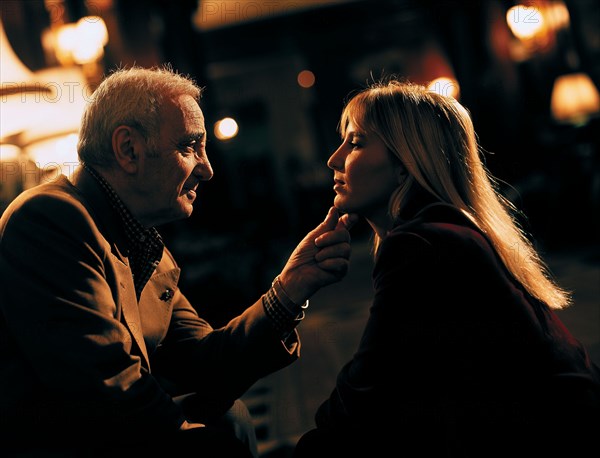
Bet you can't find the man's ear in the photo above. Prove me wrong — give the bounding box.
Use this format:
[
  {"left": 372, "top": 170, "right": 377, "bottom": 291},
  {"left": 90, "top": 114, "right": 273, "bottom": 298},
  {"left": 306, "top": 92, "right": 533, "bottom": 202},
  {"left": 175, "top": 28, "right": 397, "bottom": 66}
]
[{"left": 112, "top": 125, "right": 143, "bottom": 174}]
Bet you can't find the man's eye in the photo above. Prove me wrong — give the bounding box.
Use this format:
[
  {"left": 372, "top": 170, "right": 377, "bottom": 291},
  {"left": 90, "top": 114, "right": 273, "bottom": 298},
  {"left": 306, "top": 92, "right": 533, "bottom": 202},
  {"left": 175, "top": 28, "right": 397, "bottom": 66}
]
[{"left": 180, "top": 141, "right": 196, "bottom": 152}]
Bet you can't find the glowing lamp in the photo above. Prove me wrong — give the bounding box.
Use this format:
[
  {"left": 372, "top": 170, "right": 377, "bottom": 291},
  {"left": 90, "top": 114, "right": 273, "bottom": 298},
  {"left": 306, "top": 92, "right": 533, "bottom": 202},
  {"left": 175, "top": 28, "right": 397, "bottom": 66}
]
[
  {"left": 214, "top": 117, "right": 239, "bottom": 140},
  {"left": 550, "top": 73, "right": 600, "bottom": 124},
  {"left": 427, "top": 77, "right": 460, "bottom": 100},
  {"left": 506, "top": 5, "right": 545, "bottom": 40}
]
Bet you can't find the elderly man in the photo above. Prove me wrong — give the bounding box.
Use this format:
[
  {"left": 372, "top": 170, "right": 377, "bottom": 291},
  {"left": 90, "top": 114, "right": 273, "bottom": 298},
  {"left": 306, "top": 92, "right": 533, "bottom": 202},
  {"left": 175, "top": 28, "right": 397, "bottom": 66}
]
[{"left": 0, "top": 66, "right": 355, "bottom": 457}]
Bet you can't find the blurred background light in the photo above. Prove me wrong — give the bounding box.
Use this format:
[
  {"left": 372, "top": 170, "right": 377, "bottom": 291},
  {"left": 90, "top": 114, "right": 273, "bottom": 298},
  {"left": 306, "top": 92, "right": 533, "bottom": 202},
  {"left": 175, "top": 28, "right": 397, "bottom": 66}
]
[
  {"left": 297, "top": 70, "right": 315, "bottom": 88},
  {"left": 214, "top": 117, "right": 239, "bottom": 140},
  {"left": 551, "top": 72, "right": 600, "bottom": 125},
  {"left": 24, "top": 132, "right": 80, "bottom": 173},
  {"left": 51, "top": 15, "right": 108, "bottom": 66},
  {"left": 193, "top": 0, "right": 356, "bottom": 31},
  {"left": 427, "top": 76, "right": 460, "bottom": 99},
  {"left": 506, "top": 4, "right": 545, "bottom": 40}
]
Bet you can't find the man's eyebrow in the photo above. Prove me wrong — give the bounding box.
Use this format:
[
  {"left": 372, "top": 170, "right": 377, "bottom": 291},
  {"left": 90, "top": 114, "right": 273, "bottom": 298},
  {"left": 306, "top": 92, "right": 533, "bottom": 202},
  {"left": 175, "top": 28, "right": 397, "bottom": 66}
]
[{"left": 179, "top": 132, "right": 206, "bottom": 143}]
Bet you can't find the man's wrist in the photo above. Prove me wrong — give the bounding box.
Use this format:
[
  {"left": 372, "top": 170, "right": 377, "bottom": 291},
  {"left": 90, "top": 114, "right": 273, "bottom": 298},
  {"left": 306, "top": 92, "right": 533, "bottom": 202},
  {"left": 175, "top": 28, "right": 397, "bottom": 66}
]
[
  {"left": 262, "top": 277, "right": 310, "bottom": 338},
  {"left": 272, "top": 275, "right": 309, "bottom": 317}
]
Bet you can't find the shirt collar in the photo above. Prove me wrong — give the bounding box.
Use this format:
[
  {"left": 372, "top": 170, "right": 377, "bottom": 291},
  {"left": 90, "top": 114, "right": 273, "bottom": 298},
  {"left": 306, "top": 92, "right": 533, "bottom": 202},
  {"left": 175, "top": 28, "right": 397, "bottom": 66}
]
[{"left": 82, "top": 163, "right": 164, "bottom": 251}]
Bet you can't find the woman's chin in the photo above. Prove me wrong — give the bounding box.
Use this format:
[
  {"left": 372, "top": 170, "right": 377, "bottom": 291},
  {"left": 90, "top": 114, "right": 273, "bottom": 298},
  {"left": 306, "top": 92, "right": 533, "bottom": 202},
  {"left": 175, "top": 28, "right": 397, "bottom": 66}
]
[{"left": 333, "top": 197, "right": 349, "bottom": 213}]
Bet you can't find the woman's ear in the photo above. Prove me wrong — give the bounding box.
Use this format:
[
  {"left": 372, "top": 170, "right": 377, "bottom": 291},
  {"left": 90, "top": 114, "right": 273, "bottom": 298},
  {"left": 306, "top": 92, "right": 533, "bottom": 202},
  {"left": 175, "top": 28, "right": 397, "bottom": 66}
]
[
  {"left": 395, "top": 163, "right": 408, "bottom": 182},
  {"left": 112, "top": 125, "right": 143, "bottom": 174}
]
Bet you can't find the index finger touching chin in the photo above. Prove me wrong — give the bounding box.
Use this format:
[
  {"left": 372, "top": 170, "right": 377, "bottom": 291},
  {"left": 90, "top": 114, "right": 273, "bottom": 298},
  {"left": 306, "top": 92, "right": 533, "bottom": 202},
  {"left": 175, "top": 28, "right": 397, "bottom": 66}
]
[{"left": 339, "top": 213, "right": 359, "bottom": 230}]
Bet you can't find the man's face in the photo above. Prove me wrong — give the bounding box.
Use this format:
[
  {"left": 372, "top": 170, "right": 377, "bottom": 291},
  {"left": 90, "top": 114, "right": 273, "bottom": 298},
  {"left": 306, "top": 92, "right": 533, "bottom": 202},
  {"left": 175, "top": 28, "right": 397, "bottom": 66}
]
[{"left": 136, "top": 94, "right": 213, "bottom": 225}]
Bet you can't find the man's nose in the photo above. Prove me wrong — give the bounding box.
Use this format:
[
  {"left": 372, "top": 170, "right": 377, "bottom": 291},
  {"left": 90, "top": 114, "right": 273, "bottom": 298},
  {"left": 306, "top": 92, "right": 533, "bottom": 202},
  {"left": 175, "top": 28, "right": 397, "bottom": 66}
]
[{"left": 194, "top": 153, "right": 213, "bottom": 181}]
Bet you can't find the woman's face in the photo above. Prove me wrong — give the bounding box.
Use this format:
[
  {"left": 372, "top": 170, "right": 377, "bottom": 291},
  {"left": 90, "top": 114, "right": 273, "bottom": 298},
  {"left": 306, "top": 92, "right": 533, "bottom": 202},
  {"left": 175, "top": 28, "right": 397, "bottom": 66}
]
[{"left": 327, "top": 120, "right": 401, "bottom": 220}]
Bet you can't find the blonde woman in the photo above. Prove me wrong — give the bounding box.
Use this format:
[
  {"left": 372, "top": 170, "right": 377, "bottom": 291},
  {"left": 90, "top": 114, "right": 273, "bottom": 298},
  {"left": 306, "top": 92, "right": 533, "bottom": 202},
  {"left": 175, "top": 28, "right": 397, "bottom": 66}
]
[{"left": 294, "top": 80, "right": 600, "bottom": 457}]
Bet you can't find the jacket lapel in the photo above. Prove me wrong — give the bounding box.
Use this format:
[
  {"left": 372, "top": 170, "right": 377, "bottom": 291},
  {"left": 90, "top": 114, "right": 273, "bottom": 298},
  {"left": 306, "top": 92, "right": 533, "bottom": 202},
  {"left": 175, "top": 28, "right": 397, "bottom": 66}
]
[
  {"left": 111, "top": 255, "right": 151, "bottom": 369},
  {"left": 71, "top": 168, "right": 154, "bottom": 369},
  {"left": 139, "top": 267, "right": 180, "bottom": 353}
]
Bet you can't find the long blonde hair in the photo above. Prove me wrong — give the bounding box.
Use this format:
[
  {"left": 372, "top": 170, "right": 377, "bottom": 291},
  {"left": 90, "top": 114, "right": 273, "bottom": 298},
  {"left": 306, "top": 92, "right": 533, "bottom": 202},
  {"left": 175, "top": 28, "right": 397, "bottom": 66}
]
[{"left": 340, "top": 79, "right": 571, "bottom": 309}]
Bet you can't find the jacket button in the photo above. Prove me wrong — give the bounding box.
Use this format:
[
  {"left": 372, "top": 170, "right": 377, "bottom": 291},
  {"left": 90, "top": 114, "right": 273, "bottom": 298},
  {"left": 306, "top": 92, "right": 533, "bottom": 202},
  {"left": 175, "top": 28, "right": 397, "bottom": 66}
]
[{"left": 160, "top": 289, "right": 173, "bottom": 301}]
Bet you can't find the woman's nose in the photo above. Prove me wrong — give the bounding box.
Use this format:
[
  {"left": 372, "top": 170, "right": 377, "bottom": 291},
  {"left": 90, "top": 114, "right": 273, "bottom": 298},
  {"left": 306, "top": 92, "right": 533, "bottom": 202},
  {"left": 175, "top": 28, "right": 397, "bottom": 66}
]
[{"left": 327, "top": 145, "right": 344, "bottom": 170}]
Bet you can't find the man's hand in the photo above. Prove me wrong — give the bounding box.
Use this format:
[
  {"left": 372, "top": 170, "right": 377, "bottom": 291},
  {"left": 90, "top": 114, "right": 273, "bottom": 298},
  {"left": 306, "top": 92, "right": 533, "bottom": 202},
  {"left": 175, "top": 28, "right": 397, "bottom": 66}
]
[{"left": 278, "top": 207, "right": 358, "bottom": 304}]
